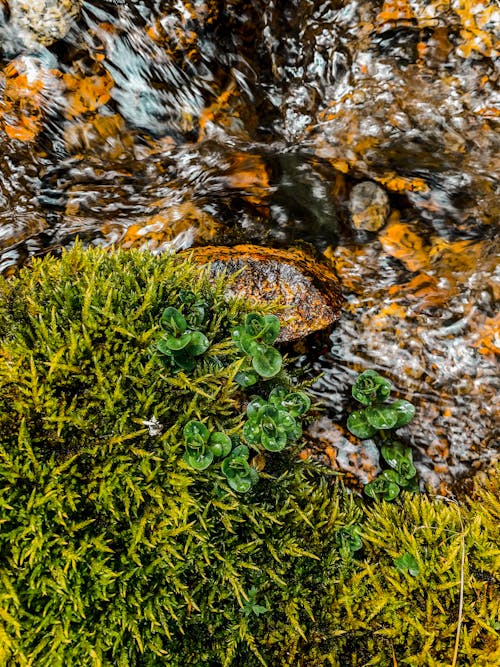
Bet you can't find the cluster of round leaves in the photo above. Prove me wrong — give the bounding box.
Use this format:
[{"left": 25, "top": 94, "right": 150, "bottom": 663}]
[
  {"left": 347, "top": 370, "right": 415, "bottom": 438},
  {"left": 182, "top": 420, "right": 259, "bottom": 493},
  {"left": 182, "top": 420, "right": 232, "bottom": 469},
  {"left": 242, "top": 386, "right": 311, "bottom": 452},
  {"left": 165, "top": 306, "right": 313, "bottom": 494},
  {"left": 182, "top": 386, "right": 311, "bottom": 493},
  {"left": 346, "top": 370, "right": 417, "bottom": 501},
  {"left": 156, "top": 291, "right": 209, "bottom": 372},
  {"left": 365, "top": 440, "right": 418, "bottom": 501},
  {"left": 231, "top": 313, "right": 282, "bottom": 387}
]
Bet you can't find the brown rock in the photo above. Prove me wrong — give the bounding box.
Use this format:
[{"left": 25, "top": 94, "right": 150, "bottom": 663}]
[
  {"left": 184, "top": 245, "right": 343, "bottom": 342},
  {"left": 349, "top": 181, "right": 390, "bottom": 232}
]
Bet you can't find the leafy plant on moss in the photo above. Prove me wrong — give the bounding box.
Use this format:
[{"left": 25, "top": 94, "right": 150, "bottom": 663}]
[
  {"left": 174, "top": 307, "right": 311, "bottom": 492},
  {"left": 182, "top": 420, "right": 232, "bottom": 470},
  {"left": 394, "top": 552, "right": 420, "bottom": 577},
  {"left": 240, "top": 587, "right": 269, "bottom": 618},
  {"left": 336, "top": 524, "right": 363, "bottom": 558},
  {"left": 221, "top": 445, "right": 260, "bottom": 492},
  {"left": 231, "top": 313, "right": 282, "bottom": 386},
  {"left": 347, "top": 370, "right": 417, "bottom": 500},
  {"left": 242, "top": 385, "right": 310, "bottom": 452},
  {"left": 156, "top": 305, "right": 210, "bottom": 372},
  {"left": 180, "top": 383, "right": 311, "bottom": 491}
]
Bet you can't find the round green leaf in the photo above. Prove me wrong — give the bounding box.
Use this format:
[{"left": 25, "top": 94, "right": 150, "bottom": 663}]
[
  {"left": 392, "top": 399, "right": 416, "bottom": 427},
  {"left": 261, "top": 430, "right": 287, "bottom": 452},
  {"left": 183, "top": 448, "right": 213, "bottom": 470},
  {"left": 243, "top": 421, "right": 262, "bottom": 445},
  {"left": 336, "top": 526, "right": 363, "bottom": 554},
  {"left": 257, "top": 405, "right": 280, "bottom": 430},
  {"left": 282, "top": 391, "right": 311, "bottom": 417},
  {"left": 381, "top": 469, "right": 402, "bottom": 483},
  {"left": 397, "top": 458, "right": 417, "bottom": 480},
  {"left": 160, "top": 307, "right": 186, "bottom": 334},
  {"left": 261, "top": 315, "right": 280, "bottom": 344},
  {"left": 235, "top": 369, "right": 259, "bottom": 387},
  {"left": 245, "top": 313, "right": 265, "bottom": 337},
  {"left": 268, "top": 386, "right": 288, "bottom": 407},
  {"left": 221, "top": 449, "right": 256, "bottom": 492},
  {"left": 239, "top": 332, "right": 259, "bottom": 356},
  {"left": 246, "top": 396, "right": 267, "bottom": 420},
  {"left": 352, "top": 370, "right": 392, "bottom": 406},
  {"left": 381, "top": 441, "right": 416, "bottom": 480},
  {"left": 363, "top": 481, "right": 380, "bottom": 500},
  {"left": 252, "top": 345, "right": 282, "bottom": 378},
  {"left": 276, "top": 410, "right": 296, "bottom": 431},
  {"left": 365, "top": 405, "right": 398, "bottom": 430},
  {"left": 231, "top": 325, "right": 246, "bottom": 351},
  {"left": 227, "top": 475, "right": 253, "bottom": 493},
  {"left": 384, "top": 483, "right": 400, "bottom": 500},
  {"left": 183, "top": 420, "right": 209, "bottom": 442},
  {"left": 186, "top": 331, "right": 209, "bottom": 356},
  {"left": 208, "top": 432, "right": 232, "bottom": 458},
  {"left": 221, "top": 457, "right": 246, "bottom": 479},
  {"left": 156, "top": 338, "right": 174, "bottom": 355},
  {"left": 163, "top": 332, "right": 192, "bottom": 351},
  {"left": 347, "top": 410, "right": 378, "bottom": 439},
  {"left": 228, "top": 444, "right": 250, "bottom": 461},
  {"left": 394, "top": 552, "right": 420, "bottom": 577},
  {"left": 381, "top": 440, "right": 407, "bottom": 467}
]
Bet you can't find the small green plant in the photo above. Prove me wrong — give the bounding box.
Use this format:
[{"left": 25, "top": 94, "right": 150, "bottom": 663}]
[
  {"left": 347, "top": 370, "right": 417, "bottom": 500},
  {"left": 156, "top": 305, "right": 209, "bottom": 371},
  {"left": 182, "top": 421, "right": 260, "bottom": 493},
  {"left": 182, "top": 386, "right": 311, "bottom": 491},
  {"left": 182, "top": 420, "right": 232, "bottom": 470},
  {"left": 394, "top": 552, "right": 420, "bottom": 577},
  {"left": 242, "top": 385, "right": 311, "bottom": 452},
  {"left": 336, "top": 524, "right": 363, "bottom": 558},
  {"left": 232, "top": 313, "right": 282, "bottom": 386},
  {"left": 221, "top": 444, "right": 260, "bottom": 492},
  {"left": 168, "top": 304, "right": 312, "bottom": 492},
  {"left": 240, "top": 587, "right": 269, "bottom": 618}
]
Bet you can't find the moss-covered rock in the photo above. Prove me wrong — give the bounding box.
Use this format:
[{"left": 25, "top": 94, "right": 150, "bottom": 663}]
[{"left": 0, "top": 245, "right": 498, "bottom": 667}]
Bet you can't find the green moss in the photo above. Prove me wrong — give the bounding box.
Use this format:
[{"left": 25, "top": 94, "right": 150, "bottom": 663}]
[
  {"left": 0, "top": 245, "right": 498, "bottom": 666},
  {"left": 325, "top": 490, "right": 500, "bottom": 667}
]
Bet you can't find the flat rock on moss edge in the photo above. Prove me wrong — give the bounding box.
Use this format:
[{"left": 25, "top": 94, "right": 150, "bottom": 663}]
[{"left": 183, "top": 244, "right": 343, "bottom": 342}]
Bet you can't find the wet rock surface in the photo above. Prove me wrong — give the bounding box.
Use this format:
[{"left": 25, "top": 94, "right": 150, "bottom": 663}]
[
  {"left": 186, "top": 244, "right": 343, "bottom": 342},
  {"left": 3, "top": 0, "right": 81, "bottom": 48},
  {"left": 349, "top": 181, "right": 390, "bottom": 232}
]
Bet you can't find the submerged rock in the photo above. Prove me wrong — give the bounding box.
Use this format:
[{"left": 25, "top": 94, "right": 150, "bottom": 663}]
[
  {"left": 349, "top": 181, "right": 390, "bottom": 232},
  {"left": 7, "top": 0, "right": 81, "bottom": 47},
  {"left": 185, "top": 245, "right": 343, "bottom": 342}
]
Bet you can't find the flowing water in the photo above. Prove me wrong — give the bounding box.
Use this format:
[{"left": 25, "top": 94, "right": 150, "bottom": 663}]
[{"left": 0, "top": 0, "right": 498, "bottom": 491}]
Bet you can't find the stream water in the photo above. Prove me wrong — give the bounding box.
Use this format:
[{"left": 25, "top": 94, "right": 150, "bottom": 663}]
[{"left": 0, "top": 0, "right": 498, "bottom": 492}]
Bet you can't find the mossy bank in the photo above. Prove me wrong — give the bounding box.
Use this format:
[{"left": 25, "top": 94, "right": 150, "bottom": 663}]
[{"left": 0, "top": 246, "right": 498, "bottom": 666}]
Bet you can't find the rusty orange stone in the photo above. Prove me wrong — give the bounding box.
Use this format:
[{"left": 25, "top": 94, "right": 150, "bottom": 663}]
[{"left": 184, "top": 245, "right": 343, "bottom": 342}]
